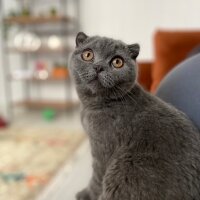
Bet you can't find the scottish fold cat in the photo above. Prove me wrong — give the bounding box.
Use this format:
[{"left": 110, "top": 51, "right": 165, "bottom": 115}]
[{"left": 70, "top": 32, "right": 200, "bottom": 200}]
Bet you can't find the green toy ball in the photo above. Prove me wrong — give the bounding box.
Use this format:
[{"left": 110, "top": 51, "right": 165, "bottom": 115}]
[{"left": 42, "top": 108, "right": 56, "bottom": 121}]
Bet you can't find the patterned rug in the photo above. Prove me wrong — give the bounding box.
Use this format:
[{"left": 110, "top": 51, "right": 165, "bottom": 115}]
[{"left": 0, "top": 127, "right": 85, "bottom": 200}]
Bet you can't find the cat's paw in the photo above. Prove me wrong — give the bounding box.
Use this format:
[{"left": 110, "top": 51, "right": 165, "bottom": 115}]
[{"left": 76, "top": 188, "right": 91, "bottom": 200}]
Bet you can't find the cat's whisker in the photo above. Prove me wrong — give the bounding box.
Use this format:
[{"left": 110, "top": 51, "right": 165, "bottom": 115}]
[
  {"left": 115, "top": 85, "right": 137, "bottom": 105},
  {"left": 111, "top": 86, "right": 127, "bottom": 110},
  {"left": 78, "top": 71, "right": 96, "bottom": 78}
]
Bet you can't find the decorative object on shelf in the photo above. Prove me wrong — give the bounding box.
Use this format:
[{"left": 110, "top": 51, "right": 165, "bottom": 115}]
[
  {"left": 34, "top": 61, "right": 49, "bottom": 80},
  {"left": 47, "top": 35, "right": 62, "bottom": 50},
  {"left": 51, "top": 63, "right": 69, "bottom": 79},
  {"left": 42, "top": 108, "right": 56, "bottom": 121},
  {"left": 8, "top": 8, "right": 31, "bottom": 18},
  {"left": 21, "top": 8, "right": 31, "bottom": 17},
  {"left": 49, "top": 7, "right": 58, "bottom": 17},
  {"left": 9, "top": 0, "right": 32, "bottom": 17},
  {"left": 9, "top": 10, "right": 18, "bottom": 17},
  {"left": 4, "top": 15, "right": 70, "bottom": 26},
  {"left": 14, "top": 31, "right": 41, "bottom": 52}
]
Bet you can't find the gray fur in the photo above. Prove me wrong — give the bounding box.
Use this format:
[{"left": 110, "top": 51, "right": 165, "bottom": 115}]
[{"left": 70, "top": 32, "right": 200, "bottom": 200}]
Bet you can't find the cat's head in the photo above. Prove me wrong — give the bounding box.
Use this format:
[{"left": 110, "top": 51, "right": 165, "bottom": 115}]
[{"left": 70, "top": 32, "right": 140, "bottom": 99}]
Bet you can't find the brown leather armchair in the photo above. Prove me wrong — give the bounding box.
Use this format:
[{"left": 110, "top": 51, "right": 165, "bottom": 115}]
[{"left": 138, "top": 30, "right": 200, "bottom": 92}]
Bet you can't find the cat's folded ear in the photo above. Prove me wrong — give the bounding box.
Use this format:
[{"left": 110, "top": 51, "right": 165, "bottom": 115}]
[
  {"left": 76, "top": 32, "right": 88, "bottom": 47},
  {"left": 128, "top": 43, "right": 140, "bottom": 59}
]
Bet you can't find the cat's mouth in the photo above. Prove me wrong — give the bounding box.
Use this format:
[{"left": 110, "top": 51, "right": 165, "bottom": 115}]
[
  {"left": 91, "top": 75, "right": 98, "bottom": 81},
  {"left": 87, "top": 73, "right": 100, "bottom": 83},
  {"left": 88, "top": 75, "right": 101, "bottom": 87},
  {"left": 87, "top": 73, "right": 115, "bottom": 89}
]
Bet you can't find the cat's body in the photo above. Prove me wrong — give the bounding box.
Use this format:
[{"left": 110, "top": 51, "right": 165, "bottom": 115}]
[{"left": 70, "top": 32, "right": 200, "bottom": 200}]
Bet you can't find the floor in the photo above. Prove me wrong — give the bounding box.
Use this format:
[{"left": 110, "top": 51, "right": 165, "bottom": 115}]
[
  {"left": 3, "top": 108, "right": 92, "bottom": 200},
  {"left": 37, "top": 140, "right": 92, "bottom": 200},
  {"left": 11, "top": 108, "right": 83, "bottom": 132}
]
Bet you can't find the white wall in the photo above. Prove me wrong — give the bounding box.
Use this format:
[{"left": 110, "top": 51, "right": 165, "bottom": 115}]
[
  {"left": 1, "top": 0, "right": 200, "bottom": 117},
  {"left": 80, "top": 0, "right": 200, "bottom": 60},
  {"left": 0, "top": 27, "right": 4, "bottom": 115}
]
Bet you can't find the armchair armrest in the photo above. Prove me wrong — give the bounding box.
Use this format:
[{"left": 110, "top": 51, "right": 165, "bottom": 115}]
[{"left": 138, "top": 61, "right": 153, "bottom": 91}]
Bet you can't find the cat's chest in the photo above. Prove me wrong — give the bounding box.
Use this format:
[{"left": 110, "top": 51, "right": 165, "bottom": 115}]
[
  {"left": 82, "top": 108, "right": 115, "bottom": 135},
  {"left": 81, "top": 106, "right": 130, "bottom": 143},
  {"left": 82, "top": 107, "right": 121, "bottom": 161}
]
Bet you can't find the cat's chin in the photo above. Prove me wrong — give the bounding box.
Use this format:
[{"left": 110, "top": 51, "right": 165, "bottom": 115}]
[
  {"left": 87, "top": 79, "right": 105, "bottom": 94},
  {"left": 84, "top": 75, "right": 134, "bottom": 97},
  {"left": 86, "top": 82, "right": 133, "bottom": 99}
]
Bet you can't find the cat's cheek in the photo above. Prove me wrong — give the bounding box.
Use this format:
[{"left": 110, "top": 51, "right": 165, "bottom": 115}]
[
  {"left": 89, "top": 82, "right": 102, "bottom": 94},
  {"left": 98, "top": 75, "right": 115, "bottom": 89}
]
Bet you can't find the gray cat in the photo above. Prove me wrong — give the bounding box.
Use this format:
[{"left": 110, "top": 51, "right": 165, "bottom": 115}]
[{"left": 70, "top": 32, "right": 200, "bottom": 200}]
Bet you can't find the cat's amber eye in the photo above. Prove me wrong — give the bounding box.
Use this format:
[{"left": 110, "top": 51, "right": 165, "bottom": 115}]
[
  {"left": 111, "top": 57, "right": 124, "bottom": 68},
  {"left": 81, "top": 49, "right": 94, "bottom": 61}
]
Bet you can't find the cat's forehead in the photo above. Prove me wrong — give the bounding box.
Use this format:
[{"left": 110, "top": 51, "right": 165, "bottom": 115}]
[{"left": 86, "top": 36, "right": 127, "bottom": 53}]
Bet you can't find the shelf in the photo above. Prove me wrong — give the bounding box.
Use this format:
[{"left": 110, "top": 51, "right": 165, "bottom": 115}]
[
  {"left": 10, "top": 76, "right": 69, "bottom": 82},
  {"left": 1, "top": 0, "right": 80, "bottom": 120},
  {"left": 7, "top": 46, "right": 72, "bottom": 54},
  {"left": 15, "top": 100, "right": 79, "bottom": 110},
  {"left": 4, "top": 16, "right": 71, "bottom": 25}
]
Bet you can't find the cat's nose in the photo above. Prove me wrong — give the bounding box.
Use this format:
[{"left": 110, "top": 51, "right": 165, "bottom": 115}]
[{"left": 94, "top": 65, "right": 104, "bottom": 73}]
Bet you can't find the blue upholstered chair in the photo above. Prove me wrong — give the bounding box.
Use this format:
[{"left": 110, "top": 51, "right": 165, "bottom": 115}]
[{"left": 156, "top": 54, "right": 200, "bottom": 130}]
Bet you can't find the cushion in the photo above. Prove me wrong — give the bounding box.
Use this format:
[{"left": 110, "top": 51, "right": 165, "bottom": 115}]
[
  {"left": 156, "top": 54, "right": 200, "bottom": 130},
  {"left": 151, "top": 30, "right": 200, "bottom": 92}
]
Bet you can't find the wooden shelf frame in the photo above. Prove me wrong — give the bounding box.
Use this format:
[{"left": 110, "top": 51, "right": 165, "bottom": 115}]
[
  {"left": 6, "top": 46, "right": 72, "bottom": 54},
  {"left": 10, "top": 76, "right": 69, "bottom": 82},
  {"left": 15, "top": 100, "right": 79, "bottom": 110},
  {"left": 4, "top": 15, "right": 72, "bottom": 25}
]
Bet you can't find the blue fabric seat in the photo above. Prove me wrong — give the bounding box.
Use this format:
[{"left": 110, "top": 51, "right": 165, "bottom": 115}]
[{"left": 156, "top": 54, "right": 200, "bottom": 130}]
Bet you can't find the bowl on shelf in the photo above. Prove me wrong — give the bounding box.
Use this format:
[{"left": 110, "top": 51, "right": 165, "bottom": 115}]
[{"left": 51, "top": 65, "right": 69, "bottom": 79}]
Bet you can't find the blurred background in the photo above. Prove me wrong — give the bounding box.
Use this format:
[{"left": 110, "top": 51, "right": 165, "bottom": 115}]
[{"left": 0, "top": 0, "right": 200, "bottom": 199}]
